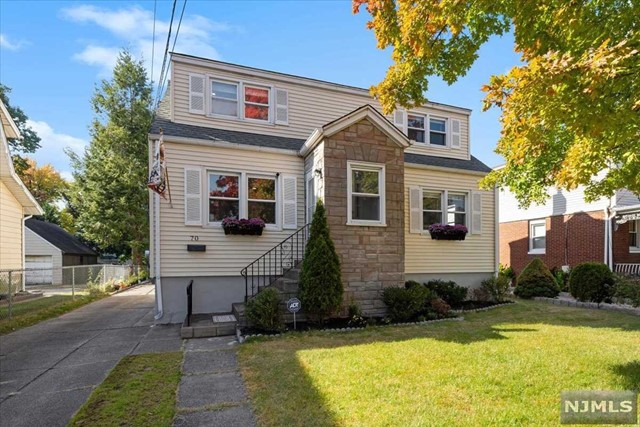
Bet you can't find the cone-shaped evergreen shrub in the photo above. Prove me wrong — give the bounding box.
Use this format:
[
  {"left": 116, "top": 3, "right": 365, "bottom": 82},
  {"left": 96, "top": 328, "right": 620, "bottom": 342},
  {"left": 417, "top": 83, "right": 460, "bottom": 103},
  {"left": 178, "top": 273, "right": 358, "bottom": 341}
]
[
  {"left": 299, "top": 200, "right": 343, "bottom": 323},
  {"left": 513, "top": 258, "right": 559, "bottom": 298}
]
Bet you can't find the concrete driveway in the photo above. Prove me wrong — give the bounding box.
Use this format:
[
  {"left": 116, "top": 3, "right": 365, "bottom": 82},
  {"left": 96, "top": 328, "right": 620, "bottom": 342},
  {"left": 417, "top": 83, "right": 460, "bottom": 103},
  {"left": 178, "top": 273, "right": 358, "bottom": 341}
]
[{"left": 0, "top": 284, "right": 183, "bottom": 427}]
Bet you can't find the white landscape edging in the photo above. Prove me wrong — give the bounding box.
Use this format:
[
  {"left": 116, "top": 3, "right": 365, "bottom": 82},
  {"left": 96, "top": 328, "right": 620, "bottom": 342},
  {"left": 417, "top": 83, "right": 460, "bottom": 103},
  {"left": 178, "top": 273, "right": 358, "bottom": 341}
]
[{"left": 533, "top": 296, "right": 640, "bottom": 316}]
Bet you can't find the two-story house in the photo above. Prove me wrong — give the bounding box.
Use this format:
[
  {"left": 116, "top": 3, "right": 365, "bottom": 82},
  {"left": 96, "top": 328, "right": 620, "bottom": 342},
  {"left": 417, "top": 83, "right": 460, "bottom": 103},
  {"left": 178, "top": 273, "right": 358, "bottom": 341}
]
[
  {"left": 499, "top": 178, "right": 640, "bottom": 275},
  {"left": 148, "top": 53, "right": 497, "bottom": 324}
]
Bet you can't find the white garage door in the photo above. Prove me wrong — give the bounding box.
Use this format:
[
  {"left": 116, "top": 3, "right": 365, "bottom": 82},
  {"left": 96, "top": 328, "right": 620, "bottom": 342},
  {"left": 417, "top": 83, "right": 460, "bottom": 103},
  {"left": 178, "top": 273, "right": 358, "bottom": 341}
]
[{"left": 25, "top": 255, "right": 53, "bottom": 285}]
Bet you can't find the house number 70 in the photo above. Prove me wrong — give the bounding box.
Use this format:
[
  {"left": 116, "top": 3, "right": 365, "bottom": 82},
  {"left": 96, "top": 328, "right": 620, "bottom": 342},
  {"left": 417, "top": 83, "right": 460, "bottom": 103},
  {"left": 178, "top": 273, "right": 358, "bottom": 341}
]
[{"left": 189, "top": 236, "right": 199, "bottom": 241}]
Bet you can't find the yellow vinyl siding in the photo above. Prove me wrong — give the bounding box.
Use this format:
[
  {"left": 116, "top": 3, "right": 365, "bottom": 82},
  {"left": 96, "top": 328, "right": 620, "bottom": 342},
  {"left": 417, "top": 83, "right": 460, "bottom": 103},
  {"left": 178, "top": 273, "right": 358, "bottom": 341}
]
[
  {"left": 0, "top": 181, "right": 24, "bottom": 270},
  {"left": 171, "top": 61, "right": 470, "bottom": 160},
  {"left": 404, "top": 166, "right": 495, "bottom": 273},
  {"left": 159, "top": 140, "right": 305, "bottom": 277}
]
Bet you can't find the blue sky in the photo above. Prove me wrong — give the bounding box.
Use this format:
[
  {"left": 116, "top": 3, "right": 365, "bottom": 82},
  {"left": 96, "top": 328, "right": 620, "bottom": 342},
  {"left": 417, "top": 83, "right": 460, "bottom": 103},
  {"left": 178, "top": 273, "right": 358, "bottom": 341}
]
[{"left": 0, "top": 0, "right": 520, "bottom": 179}]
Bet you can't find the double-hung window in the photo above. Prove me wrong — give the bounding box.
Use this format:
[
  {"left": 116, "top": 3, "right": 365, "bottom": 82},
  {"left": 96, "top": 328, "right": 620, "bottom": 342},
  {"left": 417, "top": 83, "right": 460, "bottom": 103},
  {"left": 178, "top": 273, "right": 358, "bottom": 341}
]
[
  {"left": 211, "top": 81, "right": 239, "bottom": 117},
  {"left": 407, "top": 114, "right": 426, "bottom": 143},
  {"left": 208, "top": 173, "right": 240, "bottom": 222},
  {"left": 429, "top": 117, "right": 447, "bottom": 146},
  {"left": 244, "top": 85, "right": 270, "bottom": 121},
  {"left": 446, "top": 193, "right": 467, "bottom": 225},
  {"left": 348, "top": 162, "right": 385, "bottom": 225},
  {"left": 421, "top": 190, "right": 467, "bottom": 229},
  {"left": 422, "top": 191, "right": 443, "bottom": 228},
  {"left": 630, "top": 219, "right": 639, "bottom": 251},
  {"left": 247, "top": 176, "right": 276, "bottom": 225},
  {"left": 529, "top": 219, "right": 546, "bottom": 254}
]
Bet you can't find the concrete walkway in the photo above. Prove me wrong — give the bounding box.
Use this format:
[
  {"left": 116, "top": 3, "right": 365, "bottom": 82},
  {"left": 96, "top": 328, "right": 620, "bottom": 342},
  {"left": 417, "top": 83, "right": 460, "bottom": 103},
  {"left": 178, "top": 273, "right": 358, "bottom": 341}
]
[
  {"left": 0, "top": 284, "right": 183, "bottom": 427},
  {"left": 173, "top": 336, "right": 256, "bottom": 427}
]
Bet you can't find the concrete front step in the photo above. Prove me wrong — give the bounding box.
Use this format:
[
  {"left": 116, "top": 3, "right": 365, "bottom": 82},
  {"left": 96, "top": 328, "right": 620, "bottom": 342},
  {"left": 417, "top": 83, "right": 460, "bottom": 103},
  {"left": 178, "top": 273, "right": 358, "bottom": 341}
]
[
  {"left": 273, "top": 277, "right": 299, "bottom": 293},
  {"left": 182, "top": 313, "right": 238, "bottom": 338}
]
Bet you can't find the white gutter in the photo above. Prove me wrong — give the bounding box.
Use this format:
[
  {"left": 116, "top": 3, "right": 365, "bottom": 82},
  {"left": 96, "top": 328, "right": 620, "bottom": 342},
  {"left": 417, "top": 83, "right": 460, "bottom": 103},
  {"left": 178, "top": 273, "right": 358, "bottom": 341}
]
[
  {"left": 22, "top": 214, "right": 32, "bottom": 291},
  {"left": 494, "top": 185, "right": 500, "bottom": 276},
  {"left": 152, "top": 139, "right": 163, "bottom": 320}
]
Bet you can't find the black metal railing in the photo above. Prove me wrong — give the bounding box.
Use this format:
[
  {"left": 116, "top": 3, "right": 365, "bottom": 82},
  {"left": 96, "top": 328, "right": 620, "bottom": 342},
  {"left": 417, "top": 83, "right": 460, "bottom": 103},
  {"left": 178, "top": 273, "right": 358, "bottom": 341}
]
[
  {"left": 241, "top": 223, "right": 310, "bottom": 301},
  {"left": 186, "top": 280, "right": 193, "bottom": 326}
]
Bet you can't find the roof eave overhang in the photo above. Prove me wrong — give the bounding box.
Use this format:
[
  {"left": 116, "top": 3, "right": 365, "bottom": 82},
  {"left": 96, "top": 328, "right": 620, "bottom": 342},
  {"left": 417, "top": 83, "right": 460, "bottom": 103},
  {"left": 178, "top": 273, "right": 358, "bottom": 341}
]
[{"left": 299, "top": 106, "right": 410, "bottom": 157}]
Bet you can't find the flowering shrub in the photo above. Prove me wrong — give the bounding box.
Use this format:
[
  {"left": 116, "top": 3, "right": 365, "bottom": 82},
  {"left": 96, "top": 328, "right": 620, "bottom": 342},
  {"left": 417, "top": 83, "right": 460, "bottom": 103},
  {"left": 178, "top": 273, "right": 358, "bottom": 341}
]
[
  {"left": 222, "top": 217, "right": 266, "bottom": 235},
  {"left": 427, "top": 224, "right": 468, "bottom": 240}
]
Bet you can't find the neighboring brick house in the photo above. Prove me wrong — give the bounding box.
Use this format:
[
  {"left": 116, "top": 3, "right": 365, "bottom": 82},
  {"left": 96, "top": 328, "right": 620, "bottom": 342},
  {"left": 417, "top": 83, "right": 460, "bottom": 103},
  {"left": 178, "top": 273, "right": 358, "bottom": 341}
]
[
  {"left": 148, "top": 54, "right": 497, "bottom": 324},
  {"left": 498, "top": 180, "right": 640, "bottom": 275}
]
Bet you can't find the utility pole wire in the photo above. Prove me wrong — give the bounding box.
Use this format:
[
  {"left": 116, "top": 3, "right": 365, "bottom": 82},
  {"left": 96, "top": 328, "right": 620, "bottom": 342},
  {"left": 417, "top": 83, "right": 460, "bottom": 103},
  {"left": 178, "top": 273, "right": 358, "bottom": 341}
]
[{"left": 155, "top": 0, "right": 177, "bottom": 109}]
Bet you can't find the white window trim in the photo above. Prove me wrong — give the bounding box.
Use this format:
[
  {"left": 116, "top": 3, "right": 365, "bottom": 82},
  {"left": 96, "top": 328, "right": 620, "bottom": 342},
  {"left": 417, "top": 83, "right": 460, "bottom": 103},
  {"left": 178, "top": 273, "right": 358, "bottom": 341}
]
[
  {"left": 247, "top": 174, "right": 279, "bottom": 230},
  {"left": 347, "top": 161, "right": 386, "bottom": 227},
  {"left": 630, "top": 219, "right": 640, "bottom": 253},
  {"left": 210, "top": 79, "right": 240, "bottom": 119},
  {"left": 429, "top": 116, "right": 448, "bottom": 147},
  {"left": 205, "top": 171, "right": 281, "bottom": 230},
  {"left": 420, "top": 189, "right": 469, "bottom": 232},
  {"left": 207, "top": 171, "right": 242, "bottom": 226},
  {"left": 407, "top": 113, "right": 426, "bottom": 144},
  {"left": 206, "top": 75, "right": 276, "bottom": 126},
  {"left": 406, "top": 112, "right": 451, "bottom": 148},
  {"left": 528, "top": 219, "right": 547, "bottom": 254},
  {"left": 242, "top": 84, "right": 272, "bottom": 124},
  {"left": 445, "top": 191, "right": 468, "bottom": 226}
]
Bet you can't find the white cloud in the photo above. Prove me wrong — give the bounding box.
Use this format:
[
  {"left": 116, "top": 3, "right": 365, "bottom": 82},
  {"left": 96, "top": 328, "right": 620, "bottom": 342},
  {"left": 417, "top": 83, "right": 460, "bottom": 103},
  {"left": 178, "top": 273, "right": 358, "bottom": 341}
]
[
  {"left": 61, "top": 4, "right": 237, "bottom": 83},
  {"left": 26, "top": 120, "right": 87, "bottom": 176},
  {"left": 60, "top": 171, "right": 75, "bottom": 182},
  {"left": 0, "top": 33, "right": 27, "bottom": 51}
]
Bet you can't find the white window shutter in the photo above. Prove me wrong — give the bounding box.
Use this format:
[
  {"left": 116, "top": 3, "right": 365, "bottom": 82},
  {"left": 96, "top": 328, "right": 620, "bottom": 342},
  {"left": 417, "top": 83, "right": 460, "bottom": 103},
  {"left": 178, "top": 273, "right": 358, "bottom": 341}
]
[
  {"left": 393, "top": 109, "right": 407, "bottom": 134},
  {"left": 409, "top": 186, "right": 422, "bottom": 234},
  {"left": 184, "top": 167, "right": 202, "bottom": 226},
  {"left": 471, "top": 191, "right": 482, "bottom": 234},
  {"left": 189, "top": 74, "right": 206, "bottom": 115},
  {"left": 275, "top": 88, "right": 289, "bottom": 125},
  {"left": 282, "top": 175, "right": 297, "bottom": 229},
  {"left": 450, "top": 118, "right": 461, "bottom": 148}
]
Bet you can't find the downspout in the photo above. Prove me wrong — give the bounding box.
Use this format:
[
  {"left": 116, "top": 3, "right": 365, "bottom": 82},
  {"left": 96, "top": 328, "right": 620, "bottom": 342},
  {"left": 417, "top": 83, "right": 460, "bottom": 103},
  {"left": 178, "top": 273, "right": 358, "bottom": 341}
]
[
  {"left": 22, "top": 215, "right": 32, "bottom": 291},
  {"left": 605, "top": 195, "right": 614, "bottom": 269},
  {"left": 494, "top": 185, "right": 500, "bottom": 276},
  {"left": 152, "top": 138, "right": 163, "bottom": 320}
]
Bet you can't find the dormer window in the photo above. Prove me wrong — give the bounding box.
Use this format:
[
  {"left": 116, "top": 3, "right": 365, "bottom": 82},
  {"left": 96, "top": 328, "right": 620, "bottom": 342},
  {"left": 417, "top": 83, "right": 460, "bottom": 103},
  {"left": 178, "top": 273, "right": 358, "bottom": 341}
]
[
  {"left": 211, "top": 81, "right": 238, "bottom": 117},
  {"left": 429, "top": 117, "right": 447, "bottom": 146},
  {"left": 244, "top": 85, "right": 270, "bottom": 121},
  {"left": 407, "top": 114, "right": 425, "bottom": 143}
]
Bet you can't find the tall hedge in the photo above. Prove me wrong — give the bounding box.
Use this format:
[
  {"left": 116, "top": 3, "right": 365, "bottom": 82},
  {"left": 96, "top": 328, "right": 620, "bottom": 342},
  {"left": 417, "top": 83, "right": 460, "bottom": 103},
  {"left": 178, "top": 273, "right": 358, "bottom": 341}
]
[
  {"left": 299, "top": 200, "right": 343, "bottom": 323},
  {"left": 513, "top": 258, "right": 559, "bottom": 299},
  {"left": 569, "top": 262, "right": 614, "bottom": 304}
]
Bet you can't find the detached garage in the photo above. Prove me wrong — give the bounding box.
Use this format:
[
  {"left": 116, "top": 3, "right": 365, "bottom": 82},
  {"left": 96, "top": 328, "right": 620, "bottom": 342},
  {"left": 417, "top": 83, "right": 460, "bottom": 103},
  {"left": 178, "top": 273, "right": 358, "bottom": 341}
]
[{"left": 25, "top": 218, "right": 98, "bottom": 285}]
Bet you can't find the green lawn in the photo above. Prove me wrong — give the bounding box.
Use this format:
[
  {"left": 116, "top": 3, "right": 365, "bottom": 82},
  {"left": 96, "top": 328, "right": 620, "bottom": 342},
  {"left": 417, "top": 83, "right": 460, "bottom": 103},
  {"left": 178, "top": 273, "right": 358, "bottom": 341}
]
[
  {"left": 69, "top": 352, "right": 183, "bottom": 427},
  {"left": 238, "top": 300, "right": 640, "bottom": 427},
  {"left": 0, "top": 294, "right": 105, "bottom": 335}
]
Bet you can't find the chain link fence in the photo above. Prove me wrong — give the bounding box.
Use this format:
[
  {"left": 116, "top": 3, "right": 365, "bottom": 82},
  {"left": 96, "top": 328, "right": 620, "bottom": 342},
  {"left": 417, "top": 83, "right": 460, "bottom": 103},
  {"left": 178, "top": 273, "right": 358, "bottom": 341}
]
[{"left": 0, "top": 264, "right": 146, "bottom": 321}]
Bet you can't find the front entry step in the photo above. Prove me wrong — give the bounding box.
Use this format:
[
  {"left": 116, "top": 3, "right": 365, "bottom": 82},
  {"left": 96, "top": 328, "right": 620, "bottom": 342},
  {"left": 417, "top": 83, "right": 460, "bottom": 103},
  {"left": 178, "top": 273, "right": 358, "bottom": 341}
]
[{"left": 182, "top": 313, "right": 237, "bottom": 338}]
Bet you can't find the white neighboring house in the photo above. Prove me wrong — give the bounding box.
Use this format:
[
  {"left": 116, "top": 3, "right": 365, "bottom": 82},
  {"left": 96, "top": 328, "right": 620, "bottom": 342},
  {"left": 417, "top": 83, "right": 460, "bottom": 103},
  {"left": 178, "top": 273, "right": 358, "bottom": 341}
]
[
  {"left": 24, "top": 218, "right": 98, "bottom": 285},
  {"left": 0, "top": 99, "right": 42, "bottom": 277}
]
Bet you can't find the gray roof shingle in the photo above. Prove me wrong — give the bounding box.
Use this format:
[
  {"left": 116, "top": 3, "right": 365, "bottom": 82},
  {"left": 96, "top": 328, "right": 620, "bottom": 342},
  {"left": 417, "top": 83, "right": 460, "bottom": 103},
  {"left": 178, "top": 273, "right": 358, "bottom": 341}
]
[
  {"left": 150, "top": 118, "right": 491, "bottom": 173},
  {"left": 151, "top": 118, "right": 305, "bottom": 151},
  {"left": 404, "top": 152, "right": 492, "bottom": 173},
  {"left": 25, "top": 219, "right": 97, "bottom": 256}
]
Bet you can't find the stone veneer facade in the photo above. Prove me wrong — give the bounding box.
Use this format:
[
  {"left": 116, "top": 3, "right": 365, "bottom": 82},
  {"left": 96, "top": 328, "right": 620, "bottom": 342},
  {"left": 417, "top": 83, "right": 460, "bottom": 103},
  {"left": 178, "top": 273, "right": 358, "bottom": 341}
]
[{"left": 319, "top": 117, "right": 405, "bottom": 316}]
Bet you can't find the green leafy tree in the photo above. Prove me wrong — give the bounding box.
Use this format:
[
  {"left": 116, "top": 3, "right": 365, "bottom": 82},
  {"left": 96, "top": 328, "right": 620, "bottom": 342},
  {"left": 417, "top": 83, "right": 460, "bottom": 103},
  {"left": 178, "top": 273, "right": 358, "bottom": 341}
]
[
  {"left": 299, "top": 200, "right": 343, "bottom": 323},
  {"left": 69, "top": 50, "right": 152, "bottom": 263},
  {"left": 353, "top": 1, "right": 640, "bottom": 205},
  {"left": 0, "top": 84, "right": 41, "bottom": 175}
]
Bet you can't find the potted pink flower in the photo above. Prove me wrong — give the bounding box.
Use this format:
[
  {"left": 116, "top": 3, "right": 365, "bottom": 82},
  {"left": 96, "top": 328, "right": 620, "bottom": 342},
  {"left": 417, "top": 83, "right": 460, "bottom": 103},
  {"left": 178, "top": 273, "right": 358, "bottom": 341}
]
[
  {"left": 222, "top": 217, "right": 265, "bottom": 236},
  {"left": 427, "top": 224, "right": 468, "bottom": 241}
]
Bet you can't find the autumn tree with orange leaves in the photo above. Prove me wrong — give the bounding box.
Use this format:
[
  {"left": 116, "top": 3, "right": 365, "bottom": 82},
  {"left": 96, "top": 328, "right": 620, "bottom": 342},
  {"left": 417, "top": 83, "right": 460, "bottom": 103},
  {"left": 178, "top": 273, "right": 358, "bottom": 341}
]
[{"left": 354, "top": 0, "right": 639, "bottom": 206}]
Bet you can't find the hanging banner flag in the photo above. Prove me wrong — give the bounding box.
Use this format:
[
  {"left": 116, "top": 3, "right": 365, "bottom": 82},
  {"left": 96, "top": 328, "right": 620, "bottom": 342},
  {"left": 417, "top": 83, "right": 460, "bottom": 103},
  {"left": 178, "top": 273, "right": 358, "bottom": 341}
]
[{"left": 148, "top": 133, "right": 167, "bottom": 199}]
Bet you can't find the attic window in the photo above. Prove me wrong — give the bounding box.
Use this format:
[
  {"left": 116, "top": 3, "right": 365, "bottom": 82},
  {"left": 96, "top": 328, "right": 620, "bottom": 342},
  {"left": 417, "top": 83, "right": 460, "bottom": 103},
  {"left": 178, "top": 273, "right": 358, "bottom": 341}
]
[
  {"left": 211, "top": 81, "right": 238, "bottom": 117},
  {"left": 244, "top": 85, "right": 270, "bottom": 121}
]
